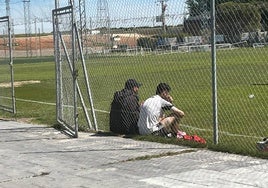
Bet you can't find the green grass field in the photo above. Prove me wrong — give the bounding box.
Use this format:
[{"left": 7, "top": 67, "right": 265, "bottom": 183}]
[{"left": 1, "top": 48, "right": 268, "bottom": 159}]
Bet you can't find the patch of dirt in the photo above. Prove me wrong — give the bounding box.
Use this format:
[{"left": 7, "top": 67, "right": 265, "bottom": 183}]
[
  {"left": 17, "top": 118, "right": 35, "bottom": 124},
  {"left": 0, "top": 80, "right": 40, "bottom": 88},
  {"left": 0, "top": 34, "right": 138, "bottom": 57},
  {"left": 0, "top": 34, "right": 137, "bottom": 51}
]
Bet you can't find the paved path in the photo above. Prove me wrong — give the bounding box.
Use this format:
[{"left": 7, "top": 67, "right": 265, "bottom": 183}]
[{"left": 0, "top": 120, "right": 267, "bottom": 188}]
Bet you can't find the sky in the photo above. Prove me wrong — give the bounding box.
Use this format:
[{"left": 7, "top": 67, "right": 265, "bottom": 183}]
[{"left": 0, "top": 0, "right": 187, "bottom": 34}]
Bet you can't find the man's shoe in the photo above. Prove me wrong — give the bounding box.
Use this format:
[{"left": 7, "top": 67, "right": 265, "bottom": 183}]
[{"left": 257, "top": 137, "right": 268, "bottom": 151}]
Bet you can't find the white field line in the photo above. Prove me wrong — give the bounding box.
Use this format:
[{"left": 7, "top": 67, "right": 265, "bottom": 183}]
[
  {"left": 16, "top": 98, "right": 56, "bottom": 106},
  {"left": 180, "top": 124, "right": 261, "bottom": 139},
  {"left": 0, "top": 96, "right": 109, "bottom": 114},
  {"left": 0, "top": 96, "right": 262, "bottom": 139}
]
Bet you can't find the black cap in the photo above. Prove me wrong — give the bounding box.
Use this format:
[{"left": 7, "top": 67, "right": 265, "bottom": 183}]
[
  {"left": 156, "top": 83, "right": 171, "bottom": 94},
  {"left": 125, "top": 79, "right": 142, "bottom": 89}
]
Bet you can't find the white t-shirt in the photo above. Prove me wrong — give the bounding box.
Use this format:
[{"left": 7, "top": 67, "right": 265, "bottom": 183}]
[{"left": 138, "top": 95, "right": 173, "bottom": 135}]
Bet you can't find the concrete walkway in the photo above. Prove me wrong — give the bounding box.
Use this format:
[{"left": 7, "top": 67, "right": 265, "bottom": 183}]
[{"left": 0, "top": 120, "right": 267, "bottom": 188}]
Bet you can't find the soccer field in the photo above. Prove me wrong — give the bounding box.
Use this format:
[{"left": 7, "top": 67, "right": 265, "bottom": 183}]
[{"left": 1, "top": 48, "right": 268, "bottom": 158}]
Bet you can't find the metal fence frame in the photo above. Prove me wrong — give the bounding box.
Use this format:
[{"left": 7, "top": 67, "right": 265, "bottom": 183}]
[
  {"left": 0, "top": 16, "right": 16, "bottom": 114},
  {"left": 52, "top": 4, "right": 97, "bottom": 138},
  {"left": 53, "top": 5, "right": 78, "bottom": 137}
]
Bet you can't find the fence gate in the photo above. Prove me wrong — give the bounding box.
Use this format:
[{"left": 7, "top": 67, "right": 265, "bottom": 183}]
[
  {"left": 52, "top": 4, "right": 98, "bottom": 138},
  {"left": 0, "top": 16, "right": 15, "bottom": 114}
]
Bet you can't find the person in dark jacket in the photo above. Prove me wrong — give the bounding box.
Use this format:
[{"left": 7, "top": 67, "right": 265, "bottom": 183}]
[{"left": 110, "top": 79, "right": 142, "bottom": 135}]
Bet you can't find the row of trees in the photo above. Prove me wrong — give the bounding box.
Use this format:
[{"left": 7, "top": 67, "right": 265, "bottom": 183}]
[{"left": 184, "top": 0, "right": 268, "bottom": 43}]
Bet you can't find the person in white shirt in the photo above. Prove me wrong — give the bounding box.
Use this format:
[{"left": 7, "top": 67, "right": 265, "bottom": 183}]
[{"left": 138, "top": 83, "right": 184, "bottom": 136}]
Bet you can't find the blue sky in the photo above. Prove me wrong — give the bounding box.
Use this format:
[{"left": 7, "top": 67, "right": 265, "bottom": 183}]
[{"left": 0, "top": 0, "right": 187, "bottom": 34}]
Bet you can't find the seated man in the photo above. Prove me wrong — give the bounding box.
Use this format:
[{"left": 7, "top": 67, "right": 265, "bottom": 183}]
[
  {"left": 109, "top": 79, "right": 142, "bottom": 135},
  {"left": 138, "top": 83, "right": 184, "bottom": 137}
]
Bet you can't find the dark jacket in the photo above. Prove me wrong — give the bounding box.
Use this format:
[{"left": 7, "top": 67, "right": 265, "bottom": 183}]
[{"left": 109, "top": 89, "right": 140, "bottom": 135}]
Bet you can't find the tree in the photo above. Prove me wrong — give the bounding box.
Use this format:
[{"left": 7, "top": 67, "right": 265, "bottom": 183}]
[
  {"left": 255, "top": 2, "right": 268, "bottom": 31},
  {"left": 216, "top": 2, "right": 261, "bottom": 43},
  {"left": 186, "top": 0, "right": 211, "bottom": 17},
  {"left": 186, "top": 0, "right": 262, "bottom": 16},
  {"left": 185, "top": 0, "right": 240, "bottom": 16},
  {"left": 185, "top": 0, "right": 266, "bottom": 23},
  {"left": 184, "top": 0, "right": 211, "bottom": 35}
]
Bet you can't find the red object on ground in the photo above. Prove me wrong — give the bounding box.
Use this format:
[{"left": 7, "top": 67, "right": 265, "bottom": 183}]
[
  {"left": 180, "top": 133, "right": 206, "bottom": 144},
  {"left": 192, "top": 135, "right": 206, "bottom": 144}
]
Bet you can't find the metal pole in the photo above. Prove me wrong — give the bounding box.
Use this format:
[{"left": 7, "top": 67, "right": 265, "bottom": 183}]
[
  {"left": 211, "top": 0, "right": 218, "bottom": 144},
  {"left": 70, "top": 0, "right": 79, "bottom": 138},
  {"left": 6, "top": 0, "right": 10, "bottom": 17},
  {"left": 55, "top": 0, "right": 59, "bottom": 8},
  {"left": 161, "top": 1, "right": 166, "bottom": 33},
  {"left": 158, "top": 0, "right": 168, "bottom": 33},
  {"left": 38, "top": 28, "right": 42, "bottom": 56},
  {"left": 3, "top": 29, "right": 6, "bottom": 58},
  {"left": 74, "top": 23, "right": 98, "bottom": 131},
  {"left": 53, "top": 1, "right": 62, "bottom": 122},
  {"left": 34, "top": 17, "right": 37, "bottom": 56},
  {"left": 8, "top": 16, "right": 16, "bottom": 114}
]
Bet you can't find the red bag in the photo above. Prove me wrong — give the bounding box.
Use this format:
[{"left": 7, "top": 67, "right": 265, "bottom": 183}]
[
  {"left": 181, "top": 134, "right": 206, "bottom": 144},
  {"left": 183, "top": 134, "right": 193, "bottom": 140},
  {"left": 192, "top": 135, "right": 206, "bottom": 144}
]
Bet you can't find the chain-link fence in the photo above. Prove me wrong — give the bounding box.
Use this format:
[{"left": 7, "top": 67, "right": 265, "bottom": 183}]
[
  {"left": 1, "top": 0, "right": 267, "bottom": 156},
  {"left": 81, "top": 0, "right": 268, "bottom": 155}
]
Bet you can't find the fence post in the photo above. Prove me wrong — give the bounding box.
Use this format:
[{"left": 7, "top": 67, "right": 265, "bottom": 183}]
[{"left": 211, "top": 0, "right": 218, "bottom": 144}]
